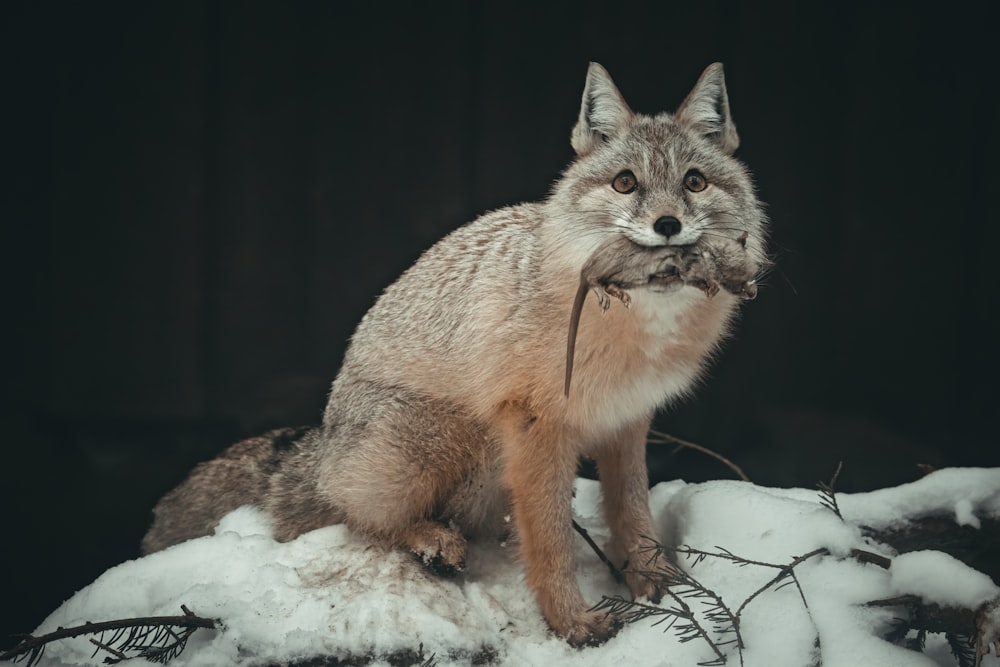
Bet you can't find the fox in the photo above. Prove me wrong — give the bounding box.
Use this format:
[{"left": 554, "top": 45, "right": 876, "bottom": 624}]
[{"left": 142, "top": 62, "right": 768, "bottom": 646}]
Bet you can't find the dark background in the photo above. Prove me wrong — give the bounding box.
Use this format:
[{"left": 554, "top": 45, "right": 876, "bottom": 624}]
[{"left": 2, "top": 0, "right": 997, "bottom": 645}]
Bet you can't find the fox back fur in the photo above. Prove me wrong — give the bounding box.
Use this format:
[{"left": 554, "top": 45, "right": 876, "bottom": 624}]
[{"left": 142, "top": 62, "right": 768, "bottom": 647}]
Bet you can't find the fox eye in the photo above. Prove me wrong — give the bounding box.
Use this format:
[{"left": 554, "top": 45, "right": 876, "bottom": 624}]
[
  {"left": 684, "top": 169, "right": 708, "bottom": 192},
  {"left": 612, "top": 170, "right": 638, "bottom": 194}
]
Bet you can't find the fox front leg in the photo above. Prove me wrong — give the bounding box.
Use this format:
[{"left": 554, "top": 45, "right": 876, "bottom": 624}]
[
  {"left": 592, "top": 416, "right": 671, "bottom": 604},
  {"left": 496, "top": 405, "right": 622, "bottom": 646}
]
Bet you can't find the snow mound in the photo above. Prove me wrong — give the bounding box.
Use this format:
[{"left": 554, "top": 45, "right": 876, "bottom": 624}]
[{"left": 28, "top": 469, "right": 1000, "bottom": 666}]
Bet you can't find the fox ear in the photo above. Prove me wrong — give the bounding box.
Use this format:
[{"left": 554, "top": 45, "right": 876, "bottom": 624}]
[
  {"left": 571, "top": 62, "right": 634, "bottom": 156},
  {"left": 675, "top": 63, "right": 739, "bottom": 154}
]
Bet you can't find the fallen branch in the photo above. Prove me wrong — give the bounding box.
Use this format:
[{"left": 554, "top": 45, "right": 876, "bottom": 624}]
[
  {"left": 1, "top": 605, "right": 216, "bottom": 666},
  {"left": 867, "top": 594, "right": 1000, "bottom": 667},
  {"left": 866, "top": 515, "right": 1000, "bottom": 581}
]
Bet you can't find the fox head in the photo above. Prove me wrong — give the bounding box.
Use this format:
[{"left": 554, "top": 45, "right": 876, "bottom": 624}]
[{"left": 548, "top": 63, "right": 767, "bottom": 271}]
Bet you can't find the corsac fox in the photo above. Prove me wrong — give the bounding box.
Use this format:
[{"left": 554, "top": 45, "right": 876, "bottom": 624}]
[{"left": 143, "top": 62, "right": 768, "bottom": 646}]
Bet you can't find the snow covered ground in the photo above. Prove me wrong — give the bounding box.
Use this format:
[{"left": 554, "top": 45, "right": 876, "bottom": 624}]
[{"left": 24, "top": 468, "right": 1000, "bottom": 666}]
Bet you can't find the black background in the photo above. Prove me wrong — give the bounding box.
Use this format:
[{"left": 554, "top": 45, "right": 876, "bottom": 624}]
[{"left": 2, "top": 0, "right": 998, "bottom": 645}]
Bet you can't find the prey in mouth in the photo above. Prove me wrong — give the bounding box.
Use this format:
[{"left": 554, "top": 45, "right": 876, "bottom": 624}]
[{"left": 564, "top": 232, "right": 759, "bottom": 397}]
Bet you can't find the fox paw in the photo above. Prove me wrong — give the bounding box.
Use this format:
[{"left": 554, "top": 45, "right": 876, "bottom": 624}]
[
  {"left": 562, "top": 609, "right": 623, "bottom": 648},
  {"left": 607, "top": 538, "right": 680, "bottom": 604},
  {"left": 624, "top": 567, "right": 666, "bottom": 604},
  {"left": 405, "top": 521, "right": 467, "bottom": 578}
]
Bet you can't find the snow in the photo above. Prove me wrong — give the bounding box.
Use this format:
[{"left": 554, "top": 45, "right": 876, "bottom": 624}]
[
  {"left": 889, "top": 550, "right": 1000, "bottom": 609},
  {"left": 955, "top": 499, "right": 982, "bottom": 529},
  {"left": 24, "top": 468, "right": 1000, "bottom": 667},
  {"left": 835, "top": 467, "right": 1000, "bottom": 530}
]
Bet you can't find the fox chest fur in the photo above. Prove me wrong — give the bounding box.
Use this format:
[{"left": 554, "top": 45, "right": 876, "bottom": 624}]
[{"left": 336, "top": 204, "right": 740, "bottom": 447}]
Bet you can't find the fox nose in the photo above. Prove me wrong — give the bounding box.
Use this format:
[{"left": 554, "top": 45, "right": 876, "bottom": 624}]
[{"left": 653, "top": 216, "right": 682, "bottom": 239}]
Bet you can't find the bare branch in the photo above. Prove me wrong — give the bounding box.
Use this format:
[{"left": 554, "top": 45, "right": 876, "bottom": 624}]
[
  {"left": 849, "top": 548, "right": 892, "bottom": 570},
  {"left": 572, "top": 519, "right": 625, "bottom": 585},
  {"left": 647, "top": 429, "right": 750, "bottom": 482}
]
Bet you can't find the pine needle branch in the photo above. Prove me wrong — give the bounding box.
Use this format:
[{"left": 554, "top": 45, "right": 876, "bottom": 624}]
[
  {"left": 593, "top": 589, "right": 730, "bottom": 666},
  {"left": 946, "top": 633, "right": 977, "bottom": 667},
  {"left": 593, "top": 540, "right": 741, "bottom": 665},
  {"left": 676, "top": 545, "right": 829, "bottom": 662},
  {"left": 817, "top": 461, "right": 844, "bottom": 520},
  {"left": 731, "top": 548, "right": 827, "bottom": 622},
  {"left": 1, "top": 605, "right": 217, "bottom": 666}
]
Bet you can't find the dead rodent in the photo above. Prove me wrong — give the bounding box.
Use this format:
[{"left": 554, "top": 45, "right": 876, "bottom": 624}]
[{"left": 564, "top": 233, "right": 758, "bottom": 396}]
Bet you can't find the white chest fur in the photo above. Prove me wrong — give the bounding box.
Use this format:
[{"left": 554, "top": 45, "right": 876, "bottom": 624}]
[{"left": 567, "top": 285, "right": 735, "bottom": 436}]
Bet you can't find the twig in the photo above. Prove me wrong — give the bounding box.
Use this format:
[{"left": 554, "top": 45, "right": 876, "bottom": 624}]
[
  {"left": 849, "top": 548, "right": 892, "bottom": 570},
  {"left": 572, "top": 519, "right": 625, "bottom": 584},
  {"left": 89, "top": 637, "right": 128, "bottom": 661},
  {"left": 730, "top": 548, "right": 828, "bottom": 622},
  {"left": 679, "top": 545, "right": 826, "bottom": 573},
  {"left": 647, "top": 429, "right": 750, "bottom": 482}
]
